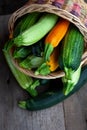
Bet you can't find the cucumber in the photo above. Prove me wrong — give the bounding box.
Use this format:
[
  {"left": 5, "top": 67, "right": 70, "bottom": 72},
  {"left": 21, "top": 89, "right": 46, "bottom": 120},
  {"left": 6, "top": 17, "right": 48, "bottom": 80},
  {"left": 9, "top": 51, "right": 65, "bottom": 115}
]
[{"left": 18, "top": 65, "right": 87, "bottom": 111}]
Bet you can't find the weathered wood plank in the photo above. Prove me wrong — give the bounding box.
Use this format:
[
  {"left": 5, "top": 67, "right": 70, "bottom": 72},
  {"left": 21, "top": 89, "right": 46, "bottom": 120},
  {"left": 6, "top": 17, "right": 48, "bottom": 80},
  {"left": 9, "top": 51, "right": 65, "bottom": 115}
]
[
  {"left": 77, "top": 84, "right": 87, "bottom": 120},
  {"left": 0, "top": 15, "right": 65, "bottom": 130},
  {"left": 63, "top": 92, "right": 87, "bottom": 130}
]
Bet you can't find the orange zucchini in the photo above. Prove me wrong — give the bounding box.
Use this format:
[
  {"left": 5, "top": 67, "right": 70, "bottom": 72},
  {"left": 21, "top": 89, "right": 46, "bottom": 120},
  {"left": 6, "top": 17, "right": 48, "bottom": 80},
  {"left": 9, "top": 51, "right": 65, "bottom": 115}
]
[{"left": 44, "top": 18, "right": 70, "bottom": 61}]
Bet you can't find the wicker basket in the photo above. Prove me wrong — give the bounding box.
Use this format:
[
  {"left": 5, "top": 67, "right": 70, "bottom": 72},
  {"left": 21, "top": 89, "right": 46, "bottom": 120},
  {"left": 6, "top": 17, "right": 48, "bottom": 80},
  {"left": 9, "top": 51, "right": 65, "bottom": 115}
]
[{"left": 8, "top": 0, "right": 87, "bottom": 79}]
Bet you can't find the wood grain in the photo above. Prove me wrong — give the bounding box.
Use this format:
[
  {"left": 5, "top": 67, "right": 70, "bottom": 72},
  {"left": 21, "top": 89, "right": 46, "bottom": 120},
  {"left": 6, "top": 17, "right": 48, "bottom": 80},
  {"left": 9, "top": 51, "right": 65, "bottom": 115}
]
[
  {"left": 77, "top": 84, "right": 87, "bottom": 120},
  {"left": 63, "top": 92, "right": 87, "bottom": 130}
]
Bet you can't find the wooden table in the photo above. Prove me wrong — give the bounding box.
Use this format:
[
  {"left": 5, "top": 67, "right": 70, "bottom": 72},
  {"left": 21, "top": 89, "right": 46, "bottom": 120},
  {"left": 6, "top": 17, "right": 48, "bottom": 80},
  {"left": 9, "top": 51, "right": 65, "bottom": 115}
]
[{"left": 0, "top": 15, "right": 87, "bottom": 130}]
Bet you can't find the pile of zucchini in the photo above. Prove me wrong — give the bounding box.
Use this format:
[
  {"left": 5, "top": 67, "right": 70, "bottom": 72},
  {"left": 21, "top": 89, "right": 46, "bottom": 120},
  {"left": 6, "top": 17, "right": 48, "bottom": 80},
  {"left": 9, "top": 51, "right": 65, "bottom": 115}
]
[{"left": 3, "top": 12, "right": 87, "bottom": 111}]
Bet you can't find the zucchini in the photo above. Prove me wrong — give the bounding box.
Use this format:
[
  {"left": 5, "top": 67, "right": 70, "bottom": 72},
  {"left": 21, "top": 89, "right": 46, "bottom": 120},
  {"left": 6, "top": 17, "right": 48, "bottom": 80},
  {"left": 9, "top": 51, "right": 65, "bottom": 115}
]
[
  {"left": 3, "top": 48, "right": 38, "bottom": 97},
  {"left": 13, "top": 13, "right": 58, "bottom": 47},
  {"left": 58, "top": 24, "right": 84, "bottom": 95},
  {"left": 59, "top": 24, "right": 84, "bottom": 71},
  {"left": 18, "top": 65, "right": 87, "bottom": 111}
]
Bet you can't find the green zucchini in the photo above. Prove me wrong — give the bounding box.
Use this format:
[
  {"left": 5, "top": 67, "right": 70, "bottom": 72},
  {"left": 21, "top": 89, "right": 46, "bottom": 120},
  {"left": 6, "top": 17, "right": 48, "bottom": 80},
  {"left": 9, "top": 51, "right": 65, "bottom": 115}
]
[
  {"left": 3, "top": 45, "right": 38, "bottom": 97},
  {"left": 13, "top": 13, "right": 58, "bottom": 47},
  {"left": 59, "top": 24, "right": 84, "bottom": 71},
  {"left": 58, "top": 24, "right": 84, "bottom": 95},
  {"left": 18, "top": 65, "right": 87, "bottom": 111}
]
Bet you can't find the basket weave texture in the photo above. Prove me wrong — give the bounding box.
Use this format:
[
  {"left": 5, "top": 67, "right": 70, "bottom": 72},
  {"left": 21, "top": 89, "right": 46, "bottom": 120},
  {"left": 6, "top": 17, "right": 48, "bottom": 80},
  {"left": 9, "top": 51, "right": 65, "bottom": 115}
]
[{"left": 8, "top": 0, "right": 87, "bottom": 79}]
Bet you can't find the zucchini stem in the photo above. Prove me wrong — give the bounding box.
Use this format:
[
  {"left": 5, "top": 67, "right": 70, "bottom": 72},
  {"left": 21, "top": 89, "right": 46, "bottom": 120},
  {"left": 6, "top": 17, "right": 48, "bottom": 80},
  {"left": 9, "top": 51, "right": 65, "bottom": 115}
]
[
  {"left": 44, "top": 44, "right": 53, "bottom": 61},
  {"left": 62, "top": 65, "right": 81, "bottom": 95},
  {"left": 35, "top": 63, "right": 50, "bottom": 75},
  {"left": 18, "top": 101, "right": 26, "bottom": 109}
]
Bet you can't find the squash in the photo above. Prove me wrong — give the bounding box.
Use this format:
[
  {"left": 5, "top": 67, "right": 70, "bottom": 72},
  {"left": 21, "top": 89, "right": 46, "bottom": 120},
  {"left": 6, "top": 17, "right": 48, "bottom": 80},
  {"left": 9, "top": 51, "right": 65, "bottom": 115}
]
[{"left": 44, "top": 18, "right": 70, "bottom": 61}]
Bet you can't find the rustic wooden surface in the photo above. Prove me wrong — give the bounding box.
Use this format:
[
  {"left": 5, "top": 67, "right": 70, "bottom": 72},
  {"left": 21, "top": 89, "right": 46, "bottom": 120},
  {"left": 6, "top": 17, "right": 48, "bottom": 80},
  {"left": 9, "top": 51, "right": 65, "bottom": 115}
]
[{"left": 0, "top": 15, "right": 87, "bottom": 130}]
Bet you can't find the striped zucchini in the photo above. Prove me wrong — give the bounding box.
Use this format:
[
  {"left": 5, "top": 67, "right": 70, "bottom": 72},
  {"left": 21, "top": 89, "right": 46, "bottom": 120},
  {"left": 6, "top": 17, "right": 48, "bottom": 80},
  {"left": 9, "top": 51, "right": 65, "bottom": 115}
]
[
  {"left": 13, "top": 13, "right": 58, "bottom": 47},
  {"left": 58, "top": 24, "right": 84, "bottom": 95},
  {"left": 59, "top": 24, "right": 84, "bottom": 71}
]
